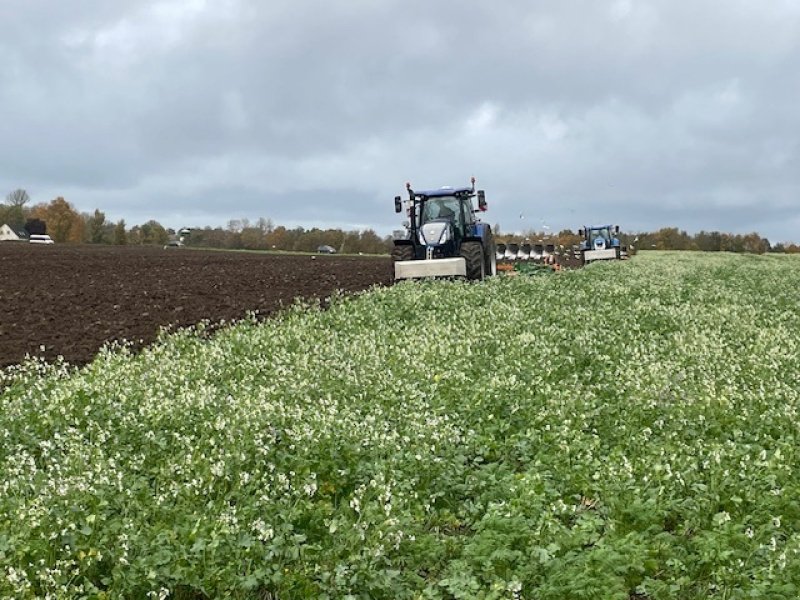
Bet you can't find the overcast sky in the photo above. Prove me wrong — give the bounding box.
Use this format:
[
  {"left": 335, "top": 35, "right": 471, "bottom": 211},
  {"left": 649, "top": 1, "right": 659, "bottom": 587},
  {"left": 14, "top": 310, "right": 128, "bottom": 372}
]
[{"left": 2, "top": 0, "right": 799, "bottom": 241}]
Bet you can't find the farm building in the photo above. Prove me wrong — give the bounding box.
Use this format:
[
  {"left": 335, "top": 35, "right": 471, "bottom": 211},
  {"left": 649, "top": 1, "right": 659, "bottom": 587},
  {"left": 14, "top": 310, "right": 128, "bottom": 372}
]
[{"left": 0, "top": 223, "right": 29, "bottom": 242}]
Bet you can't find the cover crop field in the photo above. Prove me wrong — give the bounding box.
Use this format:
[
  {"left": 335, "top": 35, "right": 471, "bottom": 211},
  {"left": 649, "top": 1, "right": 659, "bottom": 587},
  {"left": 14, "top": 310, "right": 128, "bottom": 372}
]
[{"left": 2, "top": 252, "right": 800, "bottom": 599}]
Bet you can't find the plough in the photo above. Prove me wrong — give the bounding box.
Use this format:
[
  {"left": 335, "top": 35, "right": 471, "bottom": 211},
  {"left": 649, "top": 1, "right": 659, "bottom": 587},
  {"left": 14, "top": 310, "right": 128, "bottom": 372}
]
[{"left": 495, "top": 242, "right": 583, "bottom": 272}]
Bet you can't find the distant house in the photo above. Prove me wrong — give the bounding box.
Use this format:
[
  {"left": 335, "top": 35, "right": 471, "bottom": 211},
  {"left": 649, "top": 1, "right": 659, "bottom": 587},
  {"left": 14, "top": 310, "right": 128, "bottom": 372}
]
[{"left": 0, "top": 223, "right": 29, "bottom": 242}]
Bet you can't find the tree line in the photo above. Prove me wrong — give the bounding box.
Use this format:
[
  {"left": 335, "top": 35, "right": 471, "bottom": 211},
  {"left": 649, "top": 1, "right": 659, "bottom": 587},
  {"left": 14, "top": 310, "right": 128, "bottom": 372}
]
[
  {"left": 625, "top": 228, "right": 792, "bottom": 253},
  {"left": 183, "top": 220, "right": 391, "bottom": 254},
  {"left": 497, "top": 225, "right": 799, "bottom": 254},
  {"left": 3, "top": 189, "right": 799, "bottom": 255},
  {"left": 0, "top": 190, "right": 392, "bottom": 254}
]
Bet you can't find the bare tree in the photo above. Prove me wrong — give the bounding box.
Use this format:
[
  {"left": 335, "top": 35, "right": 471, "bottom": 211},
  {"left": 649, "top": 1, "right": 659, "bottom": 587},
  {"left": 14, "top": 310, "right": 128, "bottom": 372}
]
[{"left": 5, "top": 189, "right": 30, "bottom": 207}]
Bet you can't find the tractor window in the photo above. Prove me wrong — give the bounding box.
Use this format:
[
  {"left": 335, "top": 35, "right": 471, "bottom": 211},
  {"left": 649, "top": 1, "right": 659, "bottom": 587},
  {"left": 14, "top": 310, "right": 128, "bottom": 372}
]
[
  {"left": 591, "top": 227, "right": 610, "bottom": 243},
  {"left": 422, "top": 197, "right": 462, "bottom": 226}
]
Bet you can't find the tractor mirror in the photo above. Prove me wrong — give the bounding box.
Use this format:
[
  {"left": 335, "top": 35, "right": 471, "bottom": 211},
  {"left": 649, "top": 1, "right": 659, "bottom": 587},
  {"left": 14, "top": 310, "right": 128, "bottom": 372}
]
[
  {"left": 477, "top": 190, "right": 487, "bottom": 211},
  {"left": 394, "top": 196, "right": 402, "bottom": 213},
  {"left": 578, "top": 228, "right": 585, "bottom": 237},
  {"left": 615, "top": 225, "right": 620, "bottom": 234}
]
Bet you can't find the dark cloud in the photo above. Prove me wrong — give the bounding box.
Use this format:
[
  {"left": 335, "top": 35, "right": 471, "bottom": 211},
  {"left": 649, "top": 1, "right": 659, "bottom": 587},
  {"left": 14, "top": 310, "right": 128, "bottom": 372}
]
[{"left": 1, "top": 1, "right": 799, "bottom": 241}]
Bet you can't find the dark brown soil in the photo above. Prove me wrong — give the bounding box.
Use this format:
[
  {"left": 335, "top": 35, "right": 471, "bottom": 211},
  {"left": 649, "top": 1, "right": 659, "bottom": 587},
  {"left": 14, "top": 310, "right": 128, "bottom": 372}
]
[{"left": 0, "top": 244, "right": 391, "bottom": 368}]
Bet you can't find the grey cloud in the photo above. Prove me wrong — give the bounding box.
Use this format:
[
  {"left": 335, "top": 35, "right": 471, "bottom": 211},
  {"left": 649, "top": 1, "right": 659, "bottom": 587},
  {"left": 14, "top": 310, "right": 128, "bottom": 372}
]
[{"left": 1, "top": 0, "right": 799, "bottom": 242}]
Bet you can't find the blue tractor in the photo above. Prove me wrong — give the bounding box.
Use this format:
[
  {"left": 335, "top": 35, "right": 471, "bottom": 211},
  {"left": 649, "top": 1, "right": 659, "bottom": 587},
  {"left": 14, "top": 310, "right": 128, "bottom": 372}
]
[
  {"left": 578, "top": 225, "right": 622, "bottom": 264},
  {"left": 391, "top": 178, "right": 496, "bottom": 280}
]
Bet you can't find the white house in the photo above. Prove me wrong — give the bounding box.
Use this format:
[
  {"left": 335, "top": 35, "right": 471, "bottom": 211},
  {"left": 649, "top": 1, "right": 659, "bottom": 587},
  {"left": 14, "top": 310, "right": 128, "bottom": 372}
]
[{"left": 0, "top": 223, "right": 29, "bottom": 241}]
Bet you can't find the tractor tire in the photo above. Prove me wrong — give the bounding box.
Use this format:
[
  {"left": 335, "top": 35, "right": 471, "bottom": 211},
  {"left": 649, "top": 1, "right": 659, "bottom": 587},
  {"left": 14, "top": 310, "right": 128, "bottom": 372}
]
[
  {"left": 482, "top": 226, "right": 497, "bottom": 277},
  {"left": 391, "top": 244, "right": 414, "bottom": 261},
  {"left": 391, "top": 244, "right": 414, "bottom": 279},
  {"left": 460, "top": 241, "right": 485, "bottom": 281}
]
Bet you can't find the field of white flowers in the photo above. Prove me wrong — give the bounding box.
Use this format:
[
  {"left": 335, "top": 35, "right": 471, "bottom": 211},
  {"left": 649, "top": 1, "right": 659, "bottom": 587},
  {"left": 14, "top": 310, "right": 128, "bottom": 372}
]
[{"left": 2, "top": 251, "right": 800, "bottom": 599}]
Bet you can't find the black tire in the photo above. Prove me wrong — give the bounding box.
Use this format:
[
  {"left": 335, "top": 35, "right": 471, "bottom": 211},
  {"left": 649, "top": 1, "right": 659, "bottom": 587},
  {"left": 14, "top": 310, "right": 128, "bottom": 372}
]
[
  {"left": 482, "top": 226, "right": 497, "bottom": 277},
  {"left": 391, "top": 244, "right": 414, "bottom": 279},
  {"left": 391, "top": 244, "right": 414, "bottom": 261},
  {"left": 460, "top": 241, "right": 485, "bottom": 281}
]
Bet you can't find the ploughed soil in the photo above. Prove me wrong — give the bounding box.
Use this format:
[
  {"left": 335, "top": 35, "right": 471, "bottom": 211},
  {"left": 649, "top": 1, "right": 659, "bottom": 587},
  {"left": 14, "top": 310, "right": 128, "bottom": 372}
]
[{"left": 0, "top": 244, "right": 391, "bottom": 368}]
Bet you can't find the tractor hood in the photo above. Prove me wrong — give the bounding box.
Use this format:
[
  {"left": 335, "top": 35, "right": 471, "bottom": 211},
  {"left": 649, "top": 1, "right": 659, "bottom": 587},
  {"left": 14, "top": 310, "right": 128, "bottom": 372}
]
[{"left": 419, "top": 219, "right": 453, "bottom": 246}]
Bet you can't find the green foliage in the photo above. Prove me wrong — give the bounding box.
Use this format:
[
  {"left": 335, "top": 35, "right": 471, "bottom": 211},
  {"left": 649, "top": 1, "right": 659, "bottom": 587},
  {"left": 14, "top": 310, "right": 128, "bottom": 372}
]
[
  {"left": 128, "top": 220, "right": 170, "bottom": 245},
  {"left": 2, "top": 252, "right": 800, "bottom": 598},
  {"left": 185, "top": 224, "right": 392, "bottom": 255},
  {"left": 634, "top": 228, "right": 773, "bottom": 254},
  {"left": 513, "top": 262, "right": 554, "bottom": 276},
  {"left": 114, "top": 219, "right": 127, "bottom": 245},
  {"left": 86, "top": 209, "right": 109, "bottom": 244}
]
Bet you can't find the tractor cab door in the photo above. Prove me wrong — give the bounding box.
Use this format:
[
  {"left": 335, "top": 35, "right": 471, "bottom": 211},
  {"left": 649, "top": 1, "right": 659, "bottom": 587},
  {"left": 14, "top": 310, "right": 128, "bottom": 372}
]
[{"left": 460, "top": 196, "right": 478, "bottom": 229}]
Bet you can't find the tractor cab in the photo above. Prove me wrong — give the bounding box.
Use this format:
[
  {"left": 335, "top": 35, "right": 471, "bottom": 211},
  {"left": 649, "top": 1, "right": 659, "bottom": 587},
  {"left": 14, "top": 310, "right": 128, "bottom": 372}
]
[
  {"left": 413, "top": 188, "right": 476, "bottom": 258},
  {"left": 411, "top": 186, "right": 482, "bottom": 224},
  {"left": 587, "top": 226, "right": 614, "bottom": 250}
]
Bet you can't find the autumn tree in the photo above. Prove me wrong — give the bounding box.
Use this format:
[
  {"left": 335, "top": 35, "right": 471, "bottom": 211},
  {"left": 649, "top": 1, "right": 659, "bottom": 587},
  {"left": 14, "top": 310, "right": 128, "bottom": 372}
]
[
  {"left": 265, "top": 226, "right": 290, "bottom": 250},
  {"left": 31, "top": 197, "right": 83, "bottom": 243},
  {"left": 742, "top": 233, "right": 769, "bottom": 254},
  {"left": 240, "top": 226, "right": 268, "bottom": 250},
  {"left": 556, "top": 228, "right": 582, "bottom": 248}
]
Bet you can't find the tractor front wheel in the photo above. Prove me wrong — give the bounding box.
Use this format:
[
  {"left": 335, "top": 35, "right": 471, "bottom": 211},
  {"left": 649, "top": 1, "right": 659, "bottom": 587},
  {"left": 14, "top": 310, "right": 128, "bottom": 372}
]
[
  {"left": 391, "top": 244, "right": 414, "bottom": 261},
  {"left": 460, "top": 241, "right": 485, "bottom": 281},
  {"left": 391, "top": 244, "right": 414, "bottom": 280}
]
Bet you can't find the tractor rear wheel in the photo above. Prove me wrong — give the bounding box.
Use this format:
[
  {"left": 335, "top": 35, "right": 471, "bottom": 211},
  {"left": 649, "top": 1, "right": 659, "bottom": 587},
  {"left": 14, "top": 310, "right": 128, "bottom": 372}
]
[{"left": 460, "top": 241, "right": 485, "bottom": 281}]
